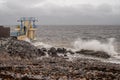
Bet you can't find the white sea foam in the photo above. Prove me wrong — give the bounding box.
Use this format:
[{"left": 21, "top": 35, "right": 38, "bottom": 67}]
[
  {"left": 73, "top": 38, "right": 118, "bottom": 56},
  {"left": 24, "top": 38, "right": 31, "bottom": 43},
  {"left": 32, "top": 42, "right": 52, "bottom": 48}
]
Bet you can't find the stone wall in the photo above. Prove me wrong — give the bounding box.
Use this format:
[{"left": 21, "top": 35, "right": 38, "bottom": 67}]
[{"left": 0, "top": 26, "right": 10, "bottom": 38}]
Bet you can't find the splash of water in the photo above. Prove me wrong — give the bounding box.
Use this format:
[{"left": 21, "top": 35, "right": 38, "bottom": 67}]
[
  {"left": 31, "top": 38, "right": 120, "bottom": 63},
  {"left": 73, "top": 38, "right": 118, "bottom": 56},
  {"left": 24, "top": 38, "right": 31, "bottom": 43}
]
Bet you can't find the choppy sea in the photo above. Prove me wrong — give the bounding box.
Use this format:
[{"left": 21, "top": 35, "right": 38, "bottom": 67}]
[{"left": 12, "top": 25, "right": 120, "bottom": 63}]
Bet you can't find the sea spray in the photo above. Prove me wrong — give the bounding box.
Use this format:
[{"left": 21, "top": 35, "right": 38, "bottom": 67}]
[
  {"left": 73, "top": 38, "right": 118, "bottom": 56},
  {"left": 24, "top": 38, "right": 31, "bottom": 43}
]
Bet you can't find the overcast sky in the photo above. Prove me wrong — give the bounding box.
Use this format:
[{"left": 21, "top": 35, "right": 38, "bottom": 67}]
[{"left": 0, "top": 0, "right": 120, "bottom": 25}]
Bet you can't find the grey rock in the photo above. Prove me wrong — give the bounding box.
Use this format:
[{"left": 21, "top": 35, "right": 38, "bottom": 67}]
[
  {"left": 4, "top": 38, "right": 39, "bottom": 58},
  {"left": 76, "top": 49, "right": 111, "bottom": 58},
  {"left": 57, "top": 48, "right": 67, "bottom": 54},
  {"left": 48, "top": 47, "right": 58, "bottom": 57}
]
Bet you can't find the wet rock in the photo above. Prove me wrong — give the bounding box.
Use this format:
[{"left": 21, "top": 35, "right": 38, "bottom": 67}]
[
  {"left": 41, "top": 48, "right": 47, "bottom": 52},
  {"left": 57, "top": 48, "right": 67, "bottom": 53},
  {"left": 4, "top": 39, "right": 39, "bottom": 58},
  {"left": 38, "top": 49, "right": 46, "bottom": 56},
  {"left": 64, "top": 54, "right": 67, "bottom": 57},
  {"left": 76, "top": 49, "right": 111, "bottom": 58},
  {"left": 48, "top": 47, "right": 58, "bottom": 57},
  {"left": 95, "top": 51, "right": 111, "bottom": 58},
  {"left": 67, "top": 50, "right": 75, "bottom": 55}
]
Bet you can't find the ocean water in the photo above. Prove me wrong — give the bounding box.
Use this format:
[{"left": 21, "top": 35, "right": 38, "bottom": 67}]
[
  {"left": 36, "top": 25, "right": 119, "bottom": 48},
  {"left": 11, "top": 25, "right": 120, "bottom": 62},
  {"left": 34, "top": 25, "right": 120, "bottom": 63}
]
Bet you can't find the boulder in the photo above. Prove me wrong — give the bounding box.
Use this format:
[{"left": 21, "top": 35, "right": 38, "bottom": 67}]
[
  {"left": 4, "top": 38, "right": 39, "bottom": 58},
  {"left": 48, "top": 47, "right": 58, "bottom": 57},
  {"left": 41, "top": 48, "right": 47, "bottom": 52},
  {"left": 67, "top": 50, "right": 75, "bottom": 55},
  {"left": 57, "top": 48, "right": 67, "bottom": 53},
  {"left": 38, "top": 49, "right": 46, "bottom": 56},
  {"left": 76, "top": 49, "right": 110, "bottom": 58}
]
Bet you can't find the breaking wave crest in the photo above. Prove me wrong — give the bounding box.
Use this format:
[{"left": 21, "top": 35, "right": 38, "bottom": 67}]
[{"left": 73, "top": 38, "right": 118, "bottom": 56}]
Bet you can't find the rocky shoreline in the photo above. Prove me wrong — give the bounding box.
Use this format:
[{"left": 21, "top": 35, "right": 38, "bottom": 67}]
[{"left": 0, "top": 38, "right": 120, "bottom": 80}]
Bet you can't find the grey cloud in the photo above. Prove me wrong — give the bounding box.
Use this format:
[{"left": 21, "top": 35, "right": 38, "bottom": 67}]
[{"left": 0, "top": 0, "right": 120, "bottom": 25}]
